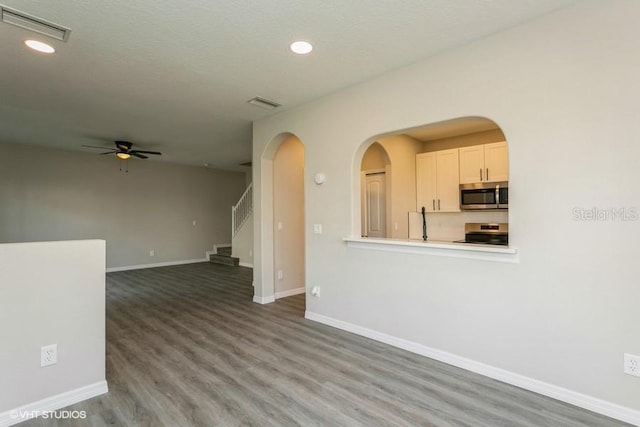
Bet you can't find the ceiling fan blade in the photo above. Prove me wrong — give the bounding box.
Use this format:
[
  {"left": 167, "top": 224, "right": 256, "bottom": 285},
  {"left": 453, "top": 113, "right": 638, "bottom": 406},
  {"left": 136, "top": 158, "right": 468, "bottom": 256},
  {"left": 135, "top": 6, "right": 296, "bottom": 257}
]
[
  {"left": 131, "top": 150, "right": 162, "bottom": 156},
  {"left": 82, "top": 144, "right": 113, "bottom": 150},
  {"left": 131, "top": 152, "right": 149, "bottom": 159},
  {"left": 115, "top": 140, "right": 133, "bottom": 151},
  {"left": 100, "top": 151, "right": 117, "bottom": 155}
]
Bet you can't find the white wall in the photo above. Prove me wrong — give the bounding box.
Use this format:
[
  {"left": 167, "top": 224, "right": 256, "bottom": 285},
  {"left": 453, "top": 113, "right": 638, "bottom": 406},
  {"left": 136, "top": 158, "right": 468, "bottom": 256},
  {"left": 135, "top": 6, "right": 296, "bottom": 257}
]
[
  {"left": 253, "top": 0, "right": 640, "bottom": 422},
  {"left": 232, "top": 211, "right": 253, "bottom": 267},
  {"left": 0, "top": 240, "right": 107, "bottom": 423},
  {"left": 361, "top": 142, "right": 388, "bottom": 171},
  {"left": 0, "top": 143, "right": 246, "bottom": 269}
]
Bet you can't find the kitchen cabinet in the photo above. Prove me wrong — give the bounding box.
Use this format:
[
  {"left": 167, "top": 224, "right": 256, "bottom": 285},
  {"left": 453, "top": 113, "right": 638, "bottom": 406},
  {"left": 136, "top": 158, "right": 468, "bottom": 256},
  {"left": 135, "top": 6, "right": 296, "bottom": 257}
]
[
  {"left": 416, "top": 149, "right": 460, "bottom": 212},
  {"left": 459, "top": 141, "right": 508, "bottom": 184}
]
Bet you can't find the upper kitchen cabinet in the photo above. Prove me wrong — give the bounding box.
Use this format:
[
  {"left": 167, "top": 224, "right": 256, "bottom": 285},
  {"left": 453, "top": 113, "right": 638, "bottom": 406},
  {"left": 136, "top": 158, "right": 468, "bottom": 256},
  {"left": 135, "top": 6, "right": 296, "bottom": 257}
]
[
  {"left": 459, "top": 141, "right": 508, "bottom": 184},
  {"left": 416, "top": 149, "right": 460, "bottom": 212}
]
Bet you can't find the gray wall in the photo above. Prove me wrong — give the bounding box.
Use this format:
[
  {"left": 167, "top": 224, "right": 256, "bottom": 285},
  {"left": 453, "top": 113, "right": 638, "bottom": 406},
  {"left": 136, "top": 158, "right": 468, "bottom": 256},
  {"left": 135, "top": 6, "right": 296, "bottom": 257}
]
[
  {"left": 0, "top": 240, "right": 106, "bottom": 417},
  {"left": 0, "top": 143, "right": 246, "bottom": 268},
  {"left": 253, "top": 0, "right": 640, "bottom": 421}
]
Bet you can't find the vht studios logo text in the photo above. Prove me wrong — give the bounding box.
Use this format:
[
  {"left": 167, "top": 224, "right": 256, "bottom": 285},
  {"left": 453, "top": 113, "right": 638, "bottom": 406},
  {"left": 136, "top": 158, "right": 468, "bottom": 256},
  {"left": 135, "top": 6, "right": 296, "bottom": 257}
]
[
  {"left": 10, "top": 410, "right": 87, "bottom": 420},
  {"left": 572, "top": 207, "right": 638, "bottom": 221}
]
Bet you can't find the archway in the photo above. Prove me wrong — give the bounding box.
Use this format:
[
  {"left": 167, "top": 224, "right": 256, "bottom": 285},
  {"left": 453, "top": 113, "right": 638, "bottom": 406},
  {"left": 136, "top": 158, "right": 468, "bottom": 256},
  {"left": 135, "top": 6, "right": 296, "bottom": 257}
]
[
  {"left": 353, "top": 116, "right": 508, "bottom": 241},
  {"left": 360, "top": 142, "right": 391, "bottom": 238},
  {"left": 272, "top": 136, "right": 305, "bottom": 299},
  {"left": 254, "top": 132, "right": 305, "bottom": 304}
]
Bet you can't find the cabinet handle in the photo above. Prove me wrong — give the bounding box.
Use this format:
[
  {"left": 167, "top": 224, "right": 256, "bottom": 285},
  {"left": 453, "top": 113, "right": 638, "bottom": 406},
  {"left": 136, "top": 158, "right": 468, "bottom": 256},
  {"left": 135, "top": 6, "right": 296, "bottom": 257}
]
[
  {"left": 432, "top": 199, "right": 435, "bottom": 210},
  {"left": 486, "top": 168, "right": 489, "bottom": 181},
  {"left": 480, "top": 168, "right": 483, "bottom": 181},
  {"left": 438, "top": 199, "right": 441, "bottom": 210}
]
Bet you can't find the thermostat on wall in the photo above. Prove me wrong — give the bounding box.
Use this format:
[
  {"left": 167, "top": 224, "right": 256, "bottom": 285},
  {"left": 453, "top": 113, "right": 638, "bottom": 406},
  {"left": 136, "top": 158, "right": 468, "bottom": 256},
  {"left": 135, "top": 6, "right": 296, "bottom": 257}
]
[{"left": 314, "top": 173, "right": 326, "bottom": 185}]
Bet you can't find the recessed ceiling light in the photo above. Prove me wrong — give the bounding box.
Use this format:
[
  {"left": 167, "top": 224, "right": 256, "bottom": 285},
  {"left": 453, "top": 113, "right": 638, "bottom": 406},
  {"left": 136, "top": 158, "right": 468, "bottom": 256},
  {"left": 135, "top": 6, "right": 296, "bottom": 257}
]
[
  {"left": 290, "top": 41, "right": 312, "bottom": 55},
  {"left": 24, "top": 39, "right": 55, "bottom": 53}
]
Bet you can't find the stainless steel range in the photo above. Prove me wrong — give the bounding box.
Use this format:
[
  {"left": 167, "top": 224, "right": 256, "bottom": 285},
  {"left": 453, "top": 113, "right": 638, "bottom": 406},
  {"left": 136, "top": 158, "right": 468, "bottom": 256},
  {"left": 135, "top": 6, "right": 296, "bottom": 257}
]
[{"left": 454, "top": 223, "right": 508, "bottom": 246}]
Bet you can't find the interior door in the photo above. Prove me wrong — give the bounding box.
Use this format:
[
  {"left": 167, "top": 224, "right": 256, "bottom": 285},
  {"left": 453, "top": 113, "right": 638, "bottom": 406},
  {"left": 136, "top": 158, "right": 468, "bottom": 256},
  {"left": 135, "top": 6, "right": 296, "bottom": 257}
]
[{"left": 364, "top": 172, "right": 386, "bottom": 238}]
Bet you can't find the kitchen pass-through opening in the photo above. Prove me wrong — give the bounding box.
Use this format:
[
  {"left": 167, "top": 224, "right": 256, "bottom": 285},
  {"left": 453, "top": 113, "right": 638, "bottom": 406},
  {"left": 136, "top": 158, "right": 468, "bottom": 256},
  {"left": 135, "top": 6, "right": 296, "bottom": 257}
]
[{"left": 357, "top": 116, "right": 510, "bottom": 246}]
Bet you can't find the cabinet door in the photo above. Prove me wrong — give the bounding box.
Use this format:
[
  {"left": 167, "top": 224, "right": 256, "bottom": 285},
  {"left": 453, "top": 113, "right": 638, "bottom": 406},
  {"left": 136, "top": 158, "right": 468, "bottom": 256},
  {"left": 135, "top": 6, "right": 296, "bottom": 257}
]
[
  {"left": 459, "top": 145, "right": 485, "bottom": 184},
  {"left": 435, "top": 149, "right": 460, "bottom": 212},
  {"left": 416, "top": 153, "right": 437, "bottom": 212},
  {"left": 484, "top": 141, "right": 509, "bottom": 182}
]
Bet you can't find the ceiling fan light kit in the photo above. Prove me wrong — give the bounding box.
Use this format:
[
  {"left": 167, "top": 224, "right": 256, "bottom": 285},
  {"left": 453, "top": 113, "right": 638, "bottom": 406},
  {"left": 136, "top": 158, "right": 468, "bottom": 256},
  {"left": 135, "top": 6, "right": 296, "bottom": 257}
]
[{"left": 81, "top": 140, "right": 162, "bottom": 171}]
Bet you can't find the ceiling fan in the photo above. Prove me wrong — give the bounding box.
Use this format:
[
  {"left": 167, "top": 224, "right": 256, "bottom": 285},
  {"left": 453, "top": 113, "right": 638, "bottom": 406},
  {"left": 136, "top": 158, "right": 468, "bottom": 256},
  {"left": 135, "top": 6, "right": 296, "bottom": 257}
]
[{"left": 82, "top": 140, "right": 162, "bottom": 160}]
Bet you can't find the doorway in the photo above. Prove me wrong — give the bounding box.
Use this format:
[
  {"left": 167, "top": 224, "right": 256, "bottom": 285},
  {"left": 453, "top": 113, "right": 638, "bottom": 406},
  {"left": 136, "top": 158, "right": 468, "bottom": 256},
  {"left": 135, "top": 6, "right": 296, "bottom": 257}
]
[
  {"left": 360, "top": 142, "right": 391, "bottom": 238},
  {"left": 272, "top": 136, "right": 305, "bottom": 299},
  {"left": 363, "top": 172, "right": 386, "bottom": 238}
]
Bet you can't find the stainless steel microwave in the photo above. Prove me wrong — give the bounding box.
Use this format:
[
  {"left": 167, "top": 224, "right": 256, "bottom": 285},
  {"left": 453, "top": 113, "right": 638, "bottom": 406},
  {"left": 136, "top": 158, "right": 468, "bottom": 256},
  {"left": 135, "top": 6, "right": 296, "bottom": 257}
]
[{"left": 460, "top": 182, "right": 508, "bottom": 210}]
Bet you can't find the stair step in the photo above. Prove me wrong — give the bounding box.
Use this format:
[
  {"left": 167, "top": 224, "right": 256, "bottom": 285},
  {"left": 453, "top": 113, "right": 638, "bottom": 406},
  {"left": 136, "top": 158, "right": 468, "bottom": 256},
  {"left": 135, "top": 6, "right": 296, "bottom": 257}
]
[
  {"left": 209, "top": 254, "right": 239, "bottom": 266},
  {"left": 217, "top": 246, "right": 232, "bottom": 257}
]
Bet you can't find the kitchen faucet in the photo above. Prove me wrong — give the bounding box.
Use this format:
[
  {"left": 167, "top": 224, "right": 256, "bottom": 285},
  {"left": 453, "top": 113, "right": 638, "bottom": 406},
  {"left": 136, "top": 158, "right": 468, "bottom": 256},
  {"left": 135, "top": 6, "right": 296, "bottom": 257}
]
[{"left": 421, "top": 206, "right": 427, "bottom": 241}]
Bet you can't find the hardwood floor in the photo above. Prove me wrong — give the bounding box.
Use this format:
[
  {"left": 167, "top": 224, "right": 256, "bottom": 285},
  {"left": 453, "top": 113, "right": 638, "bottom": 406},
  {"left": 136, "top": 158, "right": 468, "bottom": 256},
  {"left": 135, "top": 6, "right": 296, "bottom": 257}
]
[{"left": 19, "top": 262, "right": 630, "bottom": 426}]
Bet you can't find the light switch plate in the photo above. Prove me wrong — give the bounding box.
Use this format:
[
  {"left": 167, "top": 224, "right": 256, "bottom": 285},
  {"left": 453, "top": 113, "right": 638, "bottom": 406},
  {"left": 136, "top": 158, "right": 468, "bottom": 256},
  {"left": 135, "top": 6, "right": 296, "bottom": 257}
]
[{"left": 313, "top": 224, "right": 322, "bottom": 234}]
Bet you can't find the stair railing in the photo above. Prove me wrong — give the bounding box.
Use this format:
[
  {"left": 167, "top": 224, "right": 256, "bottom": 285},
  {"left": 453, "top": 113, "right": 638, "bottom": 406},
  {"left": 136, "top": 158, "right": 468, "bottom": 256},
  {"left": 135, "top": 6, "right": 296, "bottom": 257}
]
[{"left": 232, "top": 183, "right": 253, "bottom": 237}]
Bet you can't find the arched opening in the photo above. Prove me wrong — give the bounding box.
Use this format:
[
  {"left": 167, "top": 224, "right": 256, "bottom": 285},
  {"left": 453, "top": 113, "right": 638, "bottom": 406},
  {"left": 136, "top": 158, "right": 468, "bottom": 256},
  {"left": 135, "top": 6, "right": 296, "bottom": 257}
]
[
  {"left": 360, "top": 142, "right": 391, "bottom": 238},
  {"left": 256, "top": 132, "right": 306, "bottom": 304},
  {"left": 273, "top": 136, "right": 305, "bottom": 299},
  {"left": 354, "top": 116, "right": 509, "bottom": 243}
]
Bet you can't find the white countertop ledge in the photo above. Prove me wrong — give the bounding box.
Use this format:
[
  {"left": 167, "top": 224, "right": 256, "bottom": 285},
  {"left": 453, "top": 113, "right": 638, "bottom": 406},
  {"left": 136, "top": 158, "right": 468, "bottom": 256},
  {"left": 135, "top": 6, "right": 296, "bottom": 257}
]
[{"left": 343, "top": 237, "right": 519, "bottom": 263}]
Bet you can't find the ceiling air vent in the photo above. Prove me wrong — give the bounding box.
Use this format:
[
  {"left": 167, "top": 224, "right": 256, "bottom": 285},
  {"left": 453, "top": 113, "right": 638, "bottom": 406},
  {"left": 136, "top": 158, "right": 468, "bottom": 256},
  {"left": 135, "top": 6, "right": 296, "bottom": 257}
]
[
  {"left": 1, "top": 5, "right": 71, "bottom": 41},
  {"left": 247, "top": 97, "right": 281, "bottom": 110}
]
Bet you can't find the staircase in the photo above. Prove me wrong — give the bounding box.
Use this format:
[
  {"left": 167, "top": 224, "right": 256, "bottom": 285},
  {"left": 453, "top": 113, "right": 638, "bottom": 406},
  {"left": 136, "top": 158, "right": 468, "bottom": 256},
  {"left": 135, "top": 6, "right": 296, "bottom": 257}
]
[
  {"left": 209, "top": 183, "right": 252, "bottom": 268},
  {"left": 232, "top": 183, "right": 252, "bottom": 237},
  {"left": 209, "top": 246, "right": 239, "bottom": 266}
]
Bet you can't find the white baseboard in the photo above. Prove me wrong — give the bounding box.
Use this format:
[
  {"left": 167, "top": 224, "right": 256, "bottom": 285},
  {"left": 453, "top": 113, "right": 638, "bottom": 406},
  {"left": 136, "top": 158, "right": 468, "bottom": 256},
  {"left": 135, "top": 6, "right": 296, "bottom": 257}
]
[
  {"left": 304, "top": 311, "right": 640, "bottom": 426},
  {"left": 239, "top": 262, "right": 254, "bottom": 268},
  {"left": 0, "top": 380, "right": 108, "bottom": 427},
  {"left": 253, "top": 295, "right": 275, "bottom": 304},
  {"left": 106, "top": 258, "right": 207, "bottom": 272},
  {"left": 275, "top": 287, "right": 305, "bottom": 299}
]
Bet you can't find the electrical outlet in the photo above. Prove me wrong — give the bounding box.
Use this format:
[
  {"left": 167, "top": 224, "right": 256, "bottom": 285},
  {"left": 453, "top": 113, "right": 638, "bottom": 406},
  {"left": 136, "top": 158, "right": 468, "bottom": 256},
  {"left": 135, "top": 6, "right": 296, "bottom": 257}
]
[
  {"left": 277, "top": 270, "right": 283, "bottom": 280},
  {"left": 41, "top": 344, "right": 57, "bottom": 367},
  {"left": 624, "top": 353, "right": 640, "bottom": 377},
  {"left": 311, "top": 286, "right": 320, "bottom": 297},
  {"left": 149, "top": 249, "right": 155, "bottom": 257}
]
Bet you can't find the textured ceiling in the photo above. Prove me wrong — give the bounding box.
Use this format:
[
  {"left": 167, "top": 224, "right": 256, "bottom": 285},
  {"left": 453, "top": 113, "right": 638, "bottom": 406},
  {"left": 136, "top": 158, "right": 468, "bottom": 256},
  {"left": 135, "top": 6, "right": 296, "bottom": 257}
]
[{"left": 0, "top": 0, "right": 575, "bottom": 170}]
